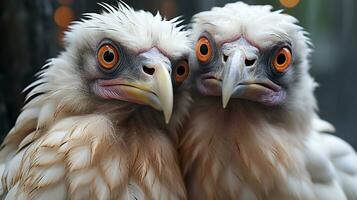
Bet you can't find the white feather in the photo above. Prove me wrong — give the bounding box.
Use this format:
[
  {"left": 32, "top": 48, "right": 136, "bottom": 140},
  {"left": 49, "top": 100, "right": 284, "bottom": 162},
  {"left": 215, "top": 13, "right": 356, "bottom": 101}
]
[
  {"left": 67, "top": 146, "right": 91, "bottom": 171},
  {"left": 34, "top": 181, "right": 67, "bottom": 200},
  {"left": 31, "top": 164, "right": 66, "bottom": 187},
  {"left": 37, "top": 101, "right": 56, "bottom": 129},
  {"left": 65, "top": 3, "right": 190, "bottom": 59}
]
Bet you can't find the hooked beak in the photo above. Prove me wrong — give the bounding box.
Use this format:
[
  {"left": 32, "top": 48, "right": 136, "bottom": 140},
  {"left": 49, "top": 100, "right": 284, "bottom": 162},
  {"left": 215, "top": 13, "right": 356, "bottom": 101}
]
[
  {"left": 94, "top": 49, "right": 173, "bottom": 123},
  {"left": 222, "top": 50, "right": 285, "bottom": 108},
  {"left": 222, "top": 50, "right": 243, "bottom": 108},
  {"left": 149, "top": 64, "right": 173, "bottom": 123}
]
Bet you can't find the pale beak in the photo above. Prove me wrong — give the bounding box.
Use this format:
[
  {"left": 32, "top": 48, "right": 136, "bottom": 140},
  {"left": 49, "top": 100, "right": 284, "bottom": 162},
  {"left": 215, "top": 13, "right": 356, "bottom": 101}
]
[
  {"left": 147, "top": 63, "right": 173, "bottom": 123},
  {"left": 222, "top": 50, "right": 243, "bottom": 108},
  {"left": 221, "top": 49, "right": 285, "bottom": 107},
  {"left": 94, "top": 51, "right": 173, "bottom": 123}
]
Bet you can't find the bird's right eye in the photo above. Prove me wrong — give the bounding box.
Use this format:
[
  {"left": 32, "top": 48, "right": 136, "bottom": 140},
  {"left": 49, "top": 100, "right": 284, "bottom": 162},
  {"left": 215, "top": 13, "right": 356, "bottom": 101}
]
[
  {"left": 195, "top": 37, "right": 213, "bottom": 63},
  {"left": 272, "top": 47, "right": 291, "bottom": 73},
  {"left": 97, "top": 44, "right": 119, "bottom": 70}
]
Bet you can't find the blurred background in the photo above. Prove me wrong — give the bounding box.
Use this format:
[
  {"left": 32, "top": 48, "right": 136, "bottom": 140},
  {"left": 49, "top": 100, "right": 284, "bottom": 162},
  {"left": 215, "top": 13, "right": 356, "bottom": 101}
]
[{"left": 0, "top": 0, "right": 356, "bottom": 146}]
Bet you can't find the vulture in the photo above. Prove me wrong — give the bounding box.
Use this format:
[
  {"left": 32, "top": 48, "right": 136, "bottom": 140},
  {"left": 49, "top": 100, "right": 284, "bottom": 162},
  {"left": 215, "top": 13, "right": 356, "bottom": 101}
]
[
  {"left": 180, "top": 2, "right": 357, "bottom": 200},
  {"left": 0, "top": 3, "right": 191, "bottom": 200}
]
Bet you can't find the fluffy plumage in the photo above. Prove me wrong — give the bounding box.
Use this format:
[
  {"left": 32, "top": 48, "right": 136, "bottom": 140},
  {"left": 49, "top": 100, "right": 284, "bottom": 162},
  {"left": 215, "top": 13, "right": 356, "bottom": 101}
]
[
  {"left": 180, "top": 2, "right": 357, "bottom": 199},
  {"left": 0, "top": 3, "right": 191, "bottom": 199}
]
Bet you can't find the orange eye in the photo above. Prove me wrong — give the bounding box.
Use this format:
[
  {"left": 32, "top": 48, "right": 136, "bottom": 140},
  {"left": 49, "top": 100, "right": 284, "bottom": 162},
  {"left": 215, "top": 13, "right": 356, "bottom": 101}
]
[
  {"left": 272, "top": 47, "right": 292, "bottom": 73},
  {"left": 97, "top": 44, "right": 119, "bottom": 70},
  {"left": 195, "top": 37, "right": 213, "bottom": 63},
  {"left": 174, "top": 59, "right": 189, "bottom": 83}
]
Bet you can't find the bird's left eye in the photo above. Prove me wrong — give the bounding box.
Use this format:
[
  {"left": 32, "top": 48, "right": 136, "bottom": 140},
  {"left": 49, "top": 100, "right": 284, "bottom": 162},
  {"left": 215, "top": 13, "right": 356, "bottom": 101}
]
[
  {"left": 97, "top": 44, "right": 119, "bottom": 70},
  {"left": 173, "top": 59, "right": 189, "bottom": 83},
  {"left": 272, "top": 47, "right": 292, "bottom": 73},
  {"left": 195, "top": 37, "right": 213, "bottom": 63}
]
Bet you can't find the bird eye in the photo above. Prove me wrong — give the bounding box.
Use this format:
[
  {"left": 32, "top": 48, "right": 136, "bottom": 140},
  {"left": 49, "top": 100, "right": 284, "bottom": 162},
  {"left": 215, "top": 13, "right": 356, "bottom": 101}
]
[
  {"left": 174, "top": 59, "right": 189, "bottom": 83},
  {"left": 97, "top": 44, "right": 119, "bottom": 70},
  {"left": 272, "top": 47, "right": 292, "bottom": 73},
  {"left": 195, "top": 37, "right": 213, "bottom": 63}
]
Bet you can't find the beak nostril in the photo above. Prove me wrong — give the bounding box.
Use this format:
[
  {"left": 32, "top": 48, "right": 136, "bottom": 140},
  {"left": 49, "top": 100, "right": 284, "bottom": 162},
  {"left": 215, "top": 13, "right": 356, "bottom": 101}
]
[
  {"left": 223, "top": 54, "right": 229, "bottom": 62},
  {"left": 143, "top": 65, "right": 155, "bottom": 75},
  {"left": 245, "top": 58, "right": 256, "bottom": 66}
]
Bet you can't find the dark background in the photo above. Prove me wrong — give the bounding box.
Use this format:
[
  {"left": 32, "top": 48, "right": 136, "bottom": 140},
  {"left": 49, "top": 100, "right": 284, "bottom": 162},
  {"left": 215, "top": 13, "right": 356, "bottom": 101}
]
[{"left": 0, "top": 0, "right": 356, "bottom": 147}]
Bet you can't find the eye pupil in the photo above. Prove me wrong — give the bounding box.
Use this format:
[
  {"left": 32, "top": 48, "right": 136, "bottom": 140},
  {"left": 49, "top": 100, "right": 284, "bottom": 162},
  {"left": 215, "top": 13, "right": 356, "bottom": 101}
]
[
  {"left": 103, "top": 50, "right": 115, "bottom": 63},
  {"left": 277, "top": 53, "right": 286, "bottom": 65},
  {"left": 176, "top": 65, "right": 186, "bottom": 76},
  {"left": 200, "top": 44, "right": 209, "bottom": 55}
]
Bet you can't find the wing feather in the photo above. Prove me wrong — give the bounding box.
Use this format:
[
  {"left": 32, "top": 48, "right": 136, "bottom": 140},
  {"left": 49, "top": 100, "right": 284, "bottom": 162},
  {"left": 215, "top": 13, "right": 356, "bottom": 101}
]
[
  {"left": 2, "top": 115, "right": 129, "bottom": 200},
  {"left": 305, "top": 130, "right": 357, "bottom": 200},
  {"left": 321, "top": 133, "right": 357, "bottom": 200}
]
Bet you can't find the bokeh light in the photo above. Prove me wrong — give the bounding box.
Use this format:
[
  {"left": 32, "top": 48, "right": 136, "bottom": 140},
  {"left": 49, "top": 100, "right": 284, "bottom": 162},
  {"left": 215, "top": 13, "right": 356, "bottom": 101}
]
[
  {"left": 160, "top": 0, "right": 177, "bottom": 19},
  {"left": 54, "top": 6, "right": 74, "bottom": 29},
  {"left": 279, "top": 0, "right": 300, "bottom": 8}
]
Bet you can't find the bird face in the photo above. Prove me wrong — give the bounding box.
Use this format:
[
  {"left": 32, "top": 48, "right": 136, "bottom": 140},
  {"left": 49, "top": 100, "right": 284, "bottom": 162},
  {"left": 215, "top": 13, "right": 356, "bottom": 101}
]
[
  {"left": 195, "top": 34, "right": 290, "bottom": 107},
  {"left": 190, "top": 2, "right": 310, "bottom": 108},
  {"left": 93, "top": 41, "right": 188, "bottom": 123},
  {"left": 61, "top": 3, "right": 190, "bottom": 123}
]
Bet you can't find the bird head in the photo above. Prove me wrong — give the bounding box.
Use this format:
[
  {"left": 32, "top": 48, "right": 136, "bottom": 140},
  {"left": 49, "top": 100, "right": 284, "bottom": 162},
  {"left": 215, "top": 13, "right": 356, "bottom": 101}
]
[
  {"left": 38, "top": 3, "right": 191, "bottom": 123},
  {"left": 189, "top": 2, "right": 316, "bottom": 111}
]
